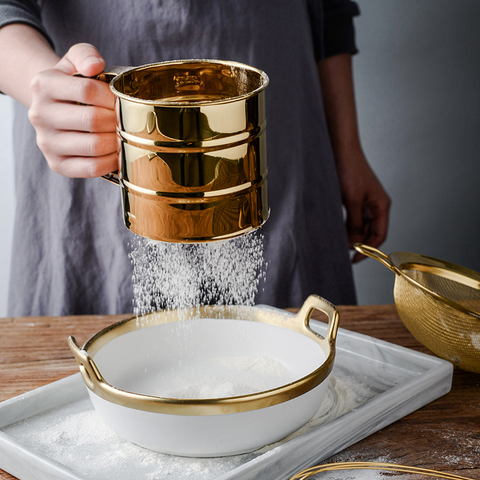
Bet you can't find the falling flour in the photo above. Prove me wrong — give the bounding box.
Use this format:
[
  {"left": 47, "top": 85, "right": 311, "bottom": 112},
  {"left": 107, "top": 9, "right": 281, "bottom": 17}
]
[{"left": 129, "top": 231, "right": 266, "bottom": 316}]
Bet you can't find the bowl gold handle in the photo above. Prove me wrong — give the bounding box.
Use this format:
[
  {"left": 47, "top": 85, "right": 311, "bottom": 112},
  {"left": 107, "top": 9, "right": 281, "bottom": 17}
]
[
  {"left": 68, "top": 336, "right": 106, "bottom": 392},
  {"left": 295, "top": 294, "right": 339, "bottom": 351}
]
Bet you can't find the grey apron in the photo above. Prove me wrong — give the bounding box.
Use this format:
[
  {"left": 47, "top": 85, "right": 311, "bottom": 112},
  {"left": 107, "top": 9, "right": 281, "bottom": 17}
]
[{"left": 8, "top": 0, "right": 357, "bottom": 315}]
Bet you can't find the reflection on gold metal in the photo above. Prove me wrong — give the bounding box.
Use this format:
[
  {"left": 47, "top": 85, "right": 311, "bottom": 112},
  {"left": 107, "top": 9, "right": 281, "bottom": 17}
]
[
  {"left": 290, "top": 462, "right": 474, "bottom": 480},
  {"left": 68, "top": 295, "right": 338, "bottom": 416},
  {"left": 95, "top": 59, "right": 269, "bottom": 243},
  {"left": 355, "top": 244, "right": 480, "bottom": 374}
]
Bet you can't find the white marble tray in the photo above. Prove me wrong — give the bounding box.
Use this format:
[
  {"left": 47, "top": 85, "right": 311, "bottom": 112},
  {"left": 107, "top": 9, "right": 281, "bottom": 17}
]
[{"left": 0, "top": 319, "right": 453, "bottom": 480}]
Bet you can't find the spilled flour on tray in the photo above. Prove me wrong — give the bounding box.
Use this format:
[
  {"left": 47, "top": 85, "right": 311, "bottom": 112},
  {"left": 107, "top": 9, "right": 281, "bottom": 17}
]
[
  {"left": 129, "top": 231, "right": 266, "bottom": 317},
  {"left": 4, "top": 370, "right": 377, "bottom": 480},
  {"left": 260, "top": 368, "right": 377, "bottom": 447}
]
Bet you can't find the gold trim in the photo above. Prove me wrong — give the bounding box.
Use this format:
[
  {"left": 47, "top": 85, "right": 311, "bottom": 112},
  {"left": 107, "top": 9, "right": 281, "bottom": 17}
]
[
  {"left": 110, "top": 59, "right": 269, "bottom": 106},
  {"left": 179, "top": 225, "right": 261, "bottom": 243},
  {"left": 290, "top": 462, "right": 474, "bottom": 480},
  {"left": 400, "top": 262, "right": 480, "bottom": 290},
  {"left": 121, "top": 177, "right": 262, "bottom": 200},
  {"left": 118, "top": 125, "right": 265, "bottom": 153},
  {"left": 68, "top": 295, "right": 338, "bottom": 416}
]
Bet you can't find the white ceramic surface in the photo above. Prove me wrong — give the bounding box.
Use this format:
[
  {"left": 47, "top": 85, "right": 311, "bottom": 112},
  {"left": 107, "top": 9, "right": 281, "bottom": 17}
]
[
  {"left": 88, "top": 379, "right": 329, "bottom": 457},
  {"left": 88, "top": 318, "right": 330, "bottom": 456}
]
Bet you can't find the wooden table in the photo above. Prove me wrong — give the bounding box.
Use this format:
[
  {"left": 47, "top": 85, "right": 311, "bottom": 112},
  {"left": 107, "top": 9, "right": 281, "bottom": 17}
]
[{"left": 1, "top": 305, "right": 479, "bottom": 479}]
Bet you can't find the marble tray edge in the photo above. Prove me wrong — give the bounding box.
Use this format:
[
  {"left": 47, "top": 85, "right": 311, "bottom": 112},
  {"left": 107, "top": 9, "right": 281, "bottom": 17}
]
[
  {"left": 261, "top": 305, "right": 446, "bottom": 370},
  {"left": 216, "top": 354, "right": 454, "bottom": 480},
  {"left": 312, "top": 319, "right": 447, "bottom": 371},
  {"left": 0, "top": 431, "right": 83, "bottom": 480},
  {"left": 0, "top": 374, "right": 86, "bottom": 428},
  {"left": 0, "top": 375, "right": 87, "bottom": 480}
]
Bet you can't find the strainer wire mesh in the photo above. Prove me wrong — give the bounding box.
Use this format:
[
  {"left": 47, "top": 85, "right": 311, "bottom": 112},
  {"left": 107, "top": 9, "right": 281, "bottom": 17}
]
[
  {"left": 403, "top": 268, "right": 480, "bottom": 310},
  {"left": 394, "top": 265, "right": 480, "bottom": 372}
]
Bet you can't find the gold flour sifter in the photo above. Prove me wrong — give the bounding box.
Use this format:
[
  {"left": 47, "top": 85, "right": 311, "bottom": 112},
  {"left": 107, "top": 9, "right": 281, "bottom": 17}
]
[
  {"left": 90, "top": 59, "right": 269, "bottom": 243},
  {"left": 355, "top": 244, "right": 480, "bottom": 373}
]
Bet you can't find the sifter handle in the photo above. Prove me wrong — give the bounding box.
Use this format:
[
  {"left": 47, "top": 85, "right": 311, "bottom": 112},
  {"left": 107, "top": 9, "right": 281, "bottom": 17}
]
[
  {"left": 74, "top": 65, "right": 130, "bottom": 84},
  {"left": 101, "top": 172, "right": 120, "bottom": 185}
]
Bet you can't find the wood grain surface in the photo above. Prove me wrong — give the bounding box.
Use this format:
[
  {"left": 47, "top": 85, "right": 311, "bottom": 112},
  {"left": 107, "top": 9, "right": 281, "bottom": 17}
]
[{"left": 1, "top": 305, "right": 479, "bottom": 479}]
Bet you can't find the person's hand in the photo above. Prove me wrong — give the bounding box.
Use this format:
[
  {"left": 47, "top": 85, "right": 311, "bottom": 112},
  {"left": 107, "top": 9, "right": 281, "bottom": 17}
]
[
  {"left": 28, "top": 43, "right": 117, "bottom": 178},
  {"left": 335, "top": 148, "right": 391, "bottom": 263}
]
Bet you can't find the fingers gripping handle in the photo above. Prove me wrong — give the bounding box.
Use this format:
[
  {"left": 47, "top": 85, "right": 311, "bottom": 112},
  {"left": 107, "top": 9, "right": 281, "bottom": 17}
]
[
  {"left": 74, "top": 66, "right": 130, "bottom": 185},
  {"left": 93, "top": 67, "right": 129, "bottom": 186}
]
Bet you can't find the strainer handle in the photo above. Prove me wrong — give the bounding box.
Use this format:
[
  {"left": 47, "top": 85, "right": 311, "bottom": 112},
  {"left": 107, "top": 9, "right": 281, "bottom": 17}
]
[
  {"left": 354, "top": 244, "right": 397, "bottom": 272},
  {"left": 295, "top": 295, "right": 339, "bottom": 349}
]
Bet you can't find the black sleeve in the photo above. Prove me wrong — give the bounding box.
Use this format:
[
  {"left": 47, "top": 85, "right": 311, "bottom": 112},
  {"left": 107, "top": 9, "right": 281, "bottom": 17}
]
[
  {"left": 0, "top": 0, "right": 53, "bottom": 47},
  {"left": 307, "top": 0, "right": 360, "bottom": 61}
]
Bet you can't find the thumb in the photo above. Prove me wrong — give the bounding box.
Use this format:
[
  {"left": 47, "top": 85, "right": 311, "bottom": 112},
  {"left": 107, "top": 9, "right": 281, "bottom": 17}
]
[{"left": 55, "top": 43, "right": 105, "bottom": 77}]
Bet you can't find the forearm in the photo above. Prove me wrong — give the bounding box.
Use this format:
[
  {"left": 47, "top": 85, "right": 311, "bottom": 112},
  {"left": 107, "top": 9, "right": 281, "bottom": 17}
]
[
  {"left": 317, "top": 53, "right": 362, "bottom": 159},
  {"left": 0, "top": 23, "right": 59, "bottom": 107},
  {"left": 317, "top": 53, "right": 390, "bottom": 255}
]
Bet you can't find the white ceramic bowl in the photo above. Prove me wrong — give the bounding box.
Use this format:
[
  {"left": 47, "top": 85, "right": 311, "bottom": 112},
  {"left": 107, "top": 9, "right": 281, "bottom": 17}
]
[{"left": 69, "top": 295, "right": 338, "bottom": 457}]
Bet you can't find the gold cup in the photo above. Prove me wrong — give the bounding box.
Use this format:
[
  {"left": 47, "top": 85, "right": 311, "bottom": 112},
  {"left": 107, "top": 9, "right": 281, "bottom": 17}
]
[{"left": 97, "top": 59, "right": 269, "bottom": 243}]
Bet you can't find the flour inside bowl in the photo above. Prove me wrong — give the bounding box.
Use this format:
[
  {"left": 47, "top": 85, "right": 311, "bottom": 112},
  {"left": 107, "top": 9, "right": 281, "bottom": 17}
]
[{"left": 156, "top": 354, "right": 298, "bottom": 399}]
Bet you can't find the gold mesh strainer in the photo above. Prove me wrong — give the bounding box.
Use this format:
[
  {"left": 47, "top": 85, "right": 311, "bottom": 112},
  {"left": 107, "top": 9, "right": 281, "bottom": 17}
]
[{"left": 354, "top": 244, "right": 480, "bottom": 374}]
